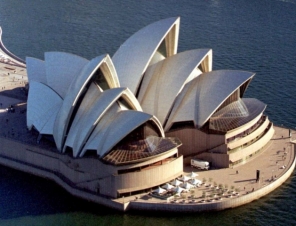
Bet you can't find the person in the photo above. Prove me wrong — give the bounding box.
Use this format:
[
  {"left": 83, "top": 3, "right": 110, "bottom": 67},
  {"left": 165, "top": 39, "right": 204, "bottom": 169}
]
[{"left": 236, "top": 170, "right": 238, "bottom": 174}]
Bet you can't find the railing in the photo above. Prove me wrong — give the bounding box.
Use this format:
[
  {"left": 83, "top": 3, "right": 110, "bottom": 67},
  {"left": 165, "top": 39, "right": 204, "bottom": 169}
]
[
  {"left": 228, "top": 122, "right": 272, "bottom": 154},
  {"left": 227, "top": 115, "right": 266, "bottom": 144}
]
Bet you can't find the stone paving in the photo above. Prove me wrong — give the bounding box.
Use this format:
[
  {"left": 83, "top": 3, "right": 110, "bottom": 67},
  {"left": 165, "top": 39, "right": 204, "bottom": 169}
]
[{"left": 0, "top": 62, "right": 27, "bottom": 89}]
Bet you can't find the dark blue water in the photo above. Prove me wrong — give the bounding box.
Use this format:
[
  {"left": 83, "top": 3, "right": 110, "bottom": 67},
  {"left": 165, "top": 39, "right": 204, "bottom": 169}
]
[{"left": 0, "top": 0, "right": 295, "bottom": 225}]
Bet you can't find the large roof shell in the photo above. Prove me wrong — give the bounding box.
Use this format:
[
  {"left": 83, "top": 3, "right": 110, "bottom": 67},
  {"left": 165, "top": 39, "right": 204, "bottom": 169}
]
[
  {"left": 26, "top": 57, "right": 47, "bottom": 84},
  {"left": 165, "top": 70, "right": 255, "bottom": 131},
  {"left": 27, "top": 81, "right": 62, "bottom": 134},
  {"left": 98, "top": 54, "right": 120, "bottom": 88},
  {"left": 138, "top": 49, "right": 212, "bottom": 125},
  {"left": 81, "top": 110, "right": 162, "bottom": 158},
  {"left": 64, "top": 82, "right": 103, "bottom": 154},
  {"left": 112, "top": 17, "right": 180, "bottom": 94},
  {"left": 53, "top": 54, "right": 120, "bottom": 151},
  {"left": 80, "top": 104, "right": 121, "bottom": 157},
  {"left": 65, "top": 86, "right": 142, "bottom": 157},
  {"left": 45, "top": 52, "right": 89, "bottom": 98}
]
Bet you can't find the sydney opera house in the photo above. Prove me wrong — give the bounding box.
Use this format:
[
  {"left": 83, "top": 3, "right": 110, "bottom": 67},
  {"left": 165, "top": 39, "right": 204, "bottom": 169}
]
[{"left": 1, "top": 17, "right": 274, "bottom": 201}]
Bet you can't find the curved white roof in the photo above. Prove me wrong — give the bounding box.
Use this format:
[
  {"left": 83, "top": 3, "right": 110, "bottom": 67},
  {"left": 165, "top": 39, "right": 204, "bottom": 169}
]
[
  {"left": 45, "top": 52, "right": 89, "bottom": 99},
  {"left": 165, "top": 70, "right": 255, "bottom": 130},
  {"left": 66, "top": 86, "right": 140, "bottom": 156},
  {"left": 39, "top": 108, "right": 60, "bottom": 135},
  {"left": 63, "top": 83, "right": 103, "bottom": 153},
  {"left": 81, "top": 110, "right": 157, "bottom": 158},
  {"left": 112, "top": 17, "right": 180, "bottom": 94},
  {"left": 117, "top": 87, "right": 143, "bottom": 111},
  {"left": 53, "top": 54, "right": 116, "bottom": 151},
  {"left": 80, "top": 103, "right": 121, "bottom": 157},
  {"left": 26, "top": 57, "right": 47, "bottom": 84},
  {"left": 27, "top": 81, "right": 62, "bottom": 134},
  {"left": 138, "top": 49, "right": 212, "bottom": 124},
  {"left": 150, "top": 115, "right": 165, "bottom": 138},
  {"left": 100, "top": 54, "right": 120, "bottom": 88}
]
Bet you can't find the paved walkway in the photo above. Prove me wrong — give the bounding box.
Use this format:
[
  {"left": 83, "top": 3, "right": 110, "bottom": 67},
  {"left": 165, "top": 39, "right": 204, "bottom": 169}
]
[
  {"left": 181, "top": 126, "right": 294, "bottom": 199},
  {"left": 0, "top": 61, "right": 27, "bottom": 91}
]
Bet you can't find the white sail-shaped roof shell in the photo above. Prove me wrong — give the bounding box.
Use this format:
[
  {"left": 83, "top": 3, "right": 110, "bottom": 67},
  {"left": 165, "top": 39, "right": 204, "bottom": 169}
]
[
  {"left": 65, "top": 86, "right": 142, "bottom": 157},
  {"left": 165, "top": 70, "right": 255, "bottom": 131},
  {"left": 99, "top": 54, "right": 120, "bottom": 88},
  {"left": 53, "top": 54, "right": 120, "bottom": 151},
  {"left": 81, "top": 110, "right": 161, "bottom": 158},
  {"left": 26, "top": 57, "right": 47, "bottom": 84},
  {"left": 63, "top": 83, "right": 103, "bottom": 154},
  {"left": 138, "top": 49, "right": 212, "bottom": 125},
  {"left": 27, "top": 81, "right": 62, "bottom": 134},
  {"left": 45, "top": 52, "right": 89, "bottom": 98},
  {"left": 80, "top": 104, "right": 121, "bottom": 157},
  {"left": 39, "top": 107, "right": 60, "bottom": 135},
  {"left": 112, "top": 17, "right": 180, "bottom": 94}
]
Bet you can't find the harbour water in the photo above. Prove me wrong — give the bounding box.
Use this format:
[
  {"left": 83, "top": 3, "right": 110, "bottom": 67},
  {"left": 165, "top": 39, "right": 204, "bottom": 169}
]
[{"left": 0, "top": 0, "right": 295, "bottom": 225}]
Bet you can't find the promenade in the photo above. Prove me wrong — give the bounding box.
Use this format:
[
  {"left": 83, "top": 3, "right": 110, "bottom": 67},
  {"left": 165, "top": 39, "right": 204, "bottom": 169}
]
[
  {"left": 182, "top": 126, "right": 294, "bottom": 198},
  {"left": 116, "top": 126, "right": 295, "bottom": 207}
]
